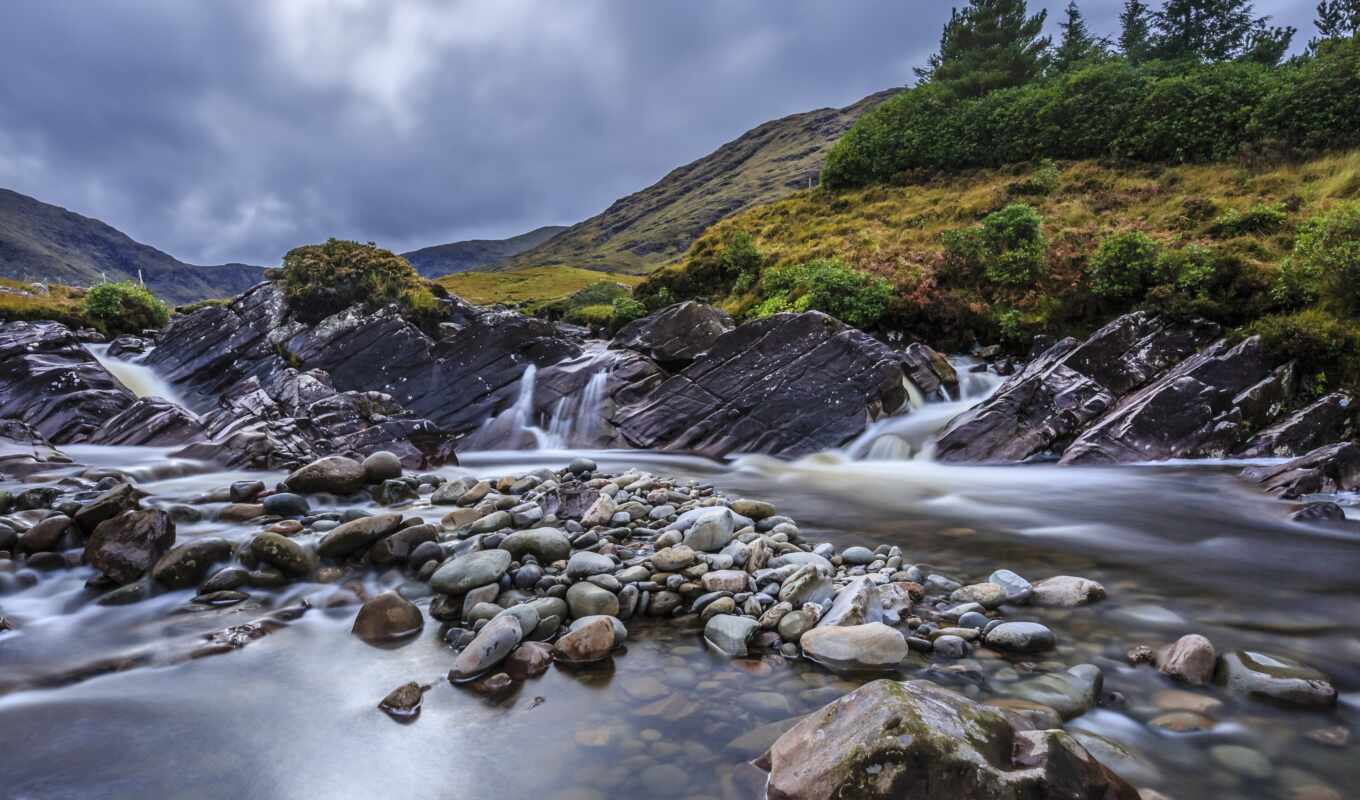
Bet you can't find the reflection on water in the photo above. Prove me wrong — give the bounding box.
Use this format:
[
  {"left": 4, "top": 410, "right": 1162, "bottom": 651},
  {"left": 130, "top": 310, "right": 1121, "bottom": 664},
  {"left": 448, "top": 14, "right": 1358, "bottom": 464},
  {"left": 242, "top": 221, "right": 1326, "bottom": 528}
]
[{"left": 2, "top": 444, "right": 1359, "bottom": 798}]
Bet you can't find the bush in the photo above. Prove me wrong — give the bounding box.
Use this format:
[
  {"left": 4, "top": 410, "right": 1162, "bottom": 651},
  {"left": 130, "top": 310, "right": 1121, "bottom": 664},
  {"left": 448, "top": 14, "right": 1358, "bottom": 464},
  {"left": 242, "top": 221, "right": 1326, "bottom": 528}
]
[
  {"left": 610, "top": 296, "right": 646, "bottom": 329},
  {"left": 1087, "top": 231, "right": 1161, "bottom": 301},
  {"left": 1209, "top": 203, "right": 1288, "bottom": 238},
  {"left": 1115, "top": 62, "right": 1277, "bottom": 163},
  {"left": 1254, "top": 39, "right": 1360, "bottom": 155},
  {"left": 1006, "top": 159, "right": 1060, "bottom": 197},
  {"left": 753, "top": 258, "right": 893, "bottom": 328},
  {"left": 280, "top": 238, "right": 439, "bottom": 326},
  {"left": 81, "top": 281, "right": 170, "bottom": 335},
  {"left": 1288, "top": 204, "right": 1360, "bottom": 314},
  {"left": 942, "top": 204, "right": 1047, "bottom": 289},
  {"left": 1249, "top": 308, "right": 1360, "bottom": 391}
]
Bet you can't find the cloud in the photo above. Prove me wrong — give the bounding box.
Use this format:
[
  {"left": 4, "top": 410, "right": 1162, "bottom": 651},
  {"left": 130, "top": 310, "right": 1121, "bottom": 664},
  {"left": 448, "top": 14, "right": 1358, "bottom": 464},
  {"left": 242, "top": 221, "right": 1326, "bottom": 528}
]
[{"left": 0, "top": 0, "right": 1318, "bottom": 266}]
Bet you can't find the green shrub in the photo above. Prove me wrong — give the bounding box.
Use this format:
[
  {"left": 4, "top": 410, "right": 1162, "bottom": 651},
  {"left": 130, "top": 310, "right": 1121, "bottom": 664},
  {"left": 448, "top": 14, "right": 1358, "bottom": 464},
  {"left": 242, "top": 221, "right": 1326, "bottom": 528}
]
[
  {"left": 1006, "top": 159, "right": 1060, "bottom": 197},
  {"left": 1254, "top": 39, "right": 1360, "bottom": 155},
  {"left": 1088, "top": 231, "right": 1161, "bottom": 301},
  {"left": 1115, "top": 62, "right": 1277, "bottom": 163},
  {"left": 280, "top": 238, "right": 440, "bottom": 327},
  {"left": 1249, "top": 308, "right": 1360, "bottom": 391},
  {"left": 753, "top": 258, "right": 893, "bottom": 328},
  {"left": 610, "top": 296, "right": 646, "bottom": 329},
  {"left": 1209, "top": 203, "right": 1288, "bottom": 238},
  {"left": 942, "top": 204, "right": 1047, "bottom": 289},
  {"left": 81, "top": 281, "right": 170, "bottom": 335},
  {"left": 1288, "top": 204, "right": 1360, "bottom": 313}
]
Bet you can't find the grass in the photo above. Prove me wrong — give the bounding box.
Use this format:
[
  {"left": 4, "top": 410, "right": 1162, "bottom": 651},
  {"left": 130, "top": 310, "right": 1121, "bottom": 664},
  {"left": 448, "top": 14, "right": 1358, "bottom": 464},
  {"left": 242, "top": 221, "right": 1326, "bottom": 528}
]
[
  {"left": 0, "top": 278, "right": 88, "bottom": 328},
  {"left": 437, "top": 266, "right": 642, "bottom": 310}
]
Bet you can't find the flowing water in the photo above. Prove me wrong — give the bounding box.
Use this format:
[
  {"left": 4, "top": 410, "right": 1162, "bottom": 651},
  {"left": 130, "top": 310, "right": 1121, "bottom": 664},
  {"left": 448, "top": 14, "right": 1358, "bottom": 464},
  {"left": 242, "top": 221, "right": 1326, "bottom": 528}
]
[
  {"left": 1, "top": 364, "right": 1358, "bottom": 799},
  {"left": 86, "top": 345, "right": 194, "bottom": 410}
]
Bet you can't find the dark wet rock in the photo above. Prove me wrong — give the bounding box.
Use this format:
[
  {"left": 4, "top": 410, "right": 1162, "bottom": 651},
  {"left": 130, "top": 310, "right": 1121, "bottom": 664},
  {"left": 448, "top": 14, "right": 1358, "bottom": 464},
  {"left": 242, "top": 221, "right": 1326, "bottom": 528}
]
[
  {"left": 450, "top": 614, "right": 522, "bottom": 679},
  {"left": 1238, "top": 392, "right": 1355, "bottom": 458},
  {"left": 609, "top": 301, "right": 734, "bottom": 367},
  {"left": 0, "top": 321, "right": 133, "bottom": 443},
  {"left": 0, "top": 420, "right": 73, "bottom": 478},
  {"left": 17, "top": 514, "right": 77, "bottom": 554},
  {"left": 900, "top": 343, "right": 959, "bottom": 399},
  {"left": 985, "top": 621, "right": 1056, "bottom": 654},
  {"left": 504, "top": 641, "right": 554, "bottom": 680},
  {"left": 261, "top": 492, "right": 309, "bottom": 517},
  {"left": 88, "top": 397, "right": 205, "bottom": 446},
  {"left": 614, "top": 311, "right": 912, "bottom": 457},
  {"left": 362, "top": 450, "right": 403, "bottom": 483},
  {"left": 762, "top": 679, "right": 1137, "bottom": 800},
  {"left": 1242, "top": 442, "right": 1360, "bottom": 499},
  {"left": 378, "top": 681, "right": 426, "bottom": 722},
  {"left": 193, "top": 590, "right": 249, "bottom": 606},
  {"left": 1216, "top": 650, "right": 1337, "bottom": 708},
  {"left": 249, "top": 532, "right": 312, "bottom": 577},
  {"left": 553, "top": 616, "right": 615, "bottom": 663},
  {"left": 285, "top": 456, "right": 367, "bottom": 495},
  {"left": 73, "top": 482, "right": 145, "bottom": 534},
  {"left": 201, "top": 566, "right": 250, "bottom": 593},
  {"left": 352, "top": 591, "right": 424, "bottom": 644},
  {"left": 368, "top": 523, "right": 437, "bottom": 566},
  {"left": 230, "top": 480, "right": 266, "bottom": 502},
  {"left": 106, "top": 335, "right": 151, "bottom": 359},
  {"left": 85, "top": 509, "right": 176, "bottom": 585},
  {"left": 373, "top": 478, "right": 418, "bottom": 505},
  {"left": 431, "top": 549, "right": 511, "bottom": 595},
  {"left": 317, "top": 513, "right": 402, "bottom": 558},
  {"left": 151, "top": 537, "right": 233, "bottom": 589}
]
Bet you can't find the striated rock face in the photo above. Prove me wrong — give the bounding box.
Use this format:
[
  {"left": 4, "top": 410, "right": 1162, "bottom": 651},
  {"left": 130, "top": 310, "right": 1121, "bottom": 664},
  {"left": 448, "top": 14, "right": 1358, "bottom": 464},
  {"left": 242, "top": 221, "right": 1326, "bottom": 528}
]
[
  {"left": 937, "top": 313, "right": 1354, "bottom": 464},
  {"left": 1241, "top": 442, "right": 1360, "bottom": 498},
  {"left": 0, "top": 419, "right": 73, "bottom": 478},
  {"left": 609, "top": 301, "right": 734, "bottom": 368},
  {"left": 89, "top": 397, "right": 206, "bottom": 446},
  {"left": 613, "top": 312, "right": 912, "bottom": 457},
  {"left": 0, "top": 321, "right": 133, "bottom": 443},
  {"left": 762, "top": 679, "right": 1138, "bottom": 800}
]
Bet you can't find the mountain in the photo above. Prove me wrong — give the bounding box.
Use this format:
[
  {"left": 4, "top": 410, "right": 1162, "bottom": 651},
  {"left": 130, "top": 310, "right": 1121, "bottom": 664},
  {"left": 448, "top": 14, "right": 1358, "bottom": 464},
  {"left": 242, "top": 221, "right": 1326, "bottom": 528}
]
[
  {"left": 502, "top": 89, "right": 899, "bottom": 276},
  {"left": 401, "top": 225, "right": 568, "bottom": 278},
  {"left": 0, "top": 188, "right": 265, "bottom": 304}
]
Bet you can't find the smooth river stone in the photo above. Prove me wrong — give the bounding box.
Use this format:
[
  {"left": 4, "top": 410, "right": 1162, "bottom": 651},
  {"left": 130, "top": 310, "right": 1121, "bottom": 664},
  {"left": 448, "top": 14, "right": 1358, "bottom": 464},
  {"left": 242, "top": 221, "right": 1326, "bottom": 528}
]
[
  {"left": 430, "top": 549, "right": 511, "bottom": 595},
  {"left": 985, "top": 621, "right": 1056, "bottom": 653},
  {"left": 800, "top": 622, "right": 907, "bottom": 669},
  {"left": 1215, "top": 650, "right": 1337, "bottom": 708},
  {"left": 566, "top": 581, "right": 620, "bottom": 618},
  {"left": 704, "top": 613, "right": 759, "bottom": 657},
  {"left": 449, "top": 614, "right": 522, "bottom": 680},
  {"left": 499, "top": 527, "right": 572, "bottom": 563}
]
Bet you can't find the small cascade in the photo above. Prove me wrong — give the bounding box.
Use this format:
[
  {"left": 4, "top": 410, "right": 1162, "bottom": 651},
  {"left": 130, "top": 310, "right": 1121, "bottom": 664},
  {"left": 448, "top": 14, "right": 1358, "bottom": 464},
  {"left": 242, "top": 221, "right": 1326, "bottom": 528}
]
[
  {"left": 465, "top": 355, "right": 617, "bottom": 451},
  {"left": 844, "top": 356, "right": 1005, "bottom": 461},
  {"left": 86, "top": 344, "right": 194, "bottom": 411},
  {"left": 545, "top": 369, "right": 609, "bottom": 448},
  {"left": 469, "top": 364, "right": 557, "bottom": 449}
]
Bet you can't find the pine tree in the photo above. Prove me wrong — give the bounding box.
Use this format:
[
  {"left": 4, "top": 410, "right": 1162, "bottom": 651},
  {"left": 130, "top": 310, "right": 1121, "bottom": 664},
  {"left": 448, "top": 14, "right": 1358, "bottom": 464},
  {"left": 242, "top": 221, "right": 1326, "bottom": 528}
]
[
  {"left": 1053, "top": 1, "right": 1101, "bottom": 71},
  {"left": 1151, "top": 0, "right": 1296, "bottom": 64},
  {"left": 915, "top": 0, "right": 1051, "bottom": 98},
  {"left": 1119, "top": 0, "right": 1154, "bottom": 62},
  {"left": 1314, "top": 0, "right": 1360, "bottom": 43}
]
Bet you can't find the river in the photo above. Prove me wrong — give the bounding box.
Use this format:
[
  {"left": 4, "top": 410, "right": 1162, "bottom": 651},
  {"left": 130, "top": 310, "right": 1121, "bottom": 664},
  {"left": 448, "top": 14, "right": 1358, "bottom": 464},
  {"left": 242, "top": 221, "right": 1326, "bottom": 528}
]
[{"left": 0, "top": 361, "right": 1356, "bottom": 799}]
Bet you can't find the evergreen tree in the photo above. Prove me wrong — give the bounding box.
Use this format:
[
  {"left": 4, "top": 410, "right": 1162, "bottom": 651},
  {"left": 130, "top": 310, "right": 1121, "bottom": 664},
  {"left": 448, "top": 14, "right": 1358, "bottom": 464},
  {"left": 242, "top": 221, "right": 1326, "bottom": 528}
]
[
  {"left": 1053, "top": 1, "right": 1102, "bottom": 71},
  {"left": 1150, "top": 0, "right": 1296, "bottom": 64},
  {"left": 915, "top": 0, "right": 1051, "bottom": 98},
  {"left": 1314, "top": 0, "right": 1360, "bottom": 43},
  {"left": 1119, "top": 0, "right": 1154, "bottom": 62}
]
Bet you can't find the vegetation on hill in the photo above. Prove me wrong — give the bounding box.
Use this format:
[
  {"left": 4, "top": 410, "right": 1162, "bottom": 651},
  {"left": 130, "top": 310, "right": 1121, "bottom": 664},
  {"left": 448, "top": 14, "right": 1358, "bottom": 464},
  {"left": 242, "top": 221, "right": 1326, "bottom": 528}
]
[
  {"left": 500, "top": 90, "right": 897, "bottom": 276},
  {"left": 280, "top": 239, "right": 441, "bottom": 329},
  {"left": 0, "top": 188, "right": 264, "bottom": 304},
  {"left": 81, "top": 281, "right": 170, "bottom": 336},
  {"left": 400, "top": 225, "right": 568, "bottom": 278},
  {"left": 0, "top": 278, "right": 89, "bottom": 329},
  {"left": 436, "top": 266, "right": 643, "bottom": 309}
]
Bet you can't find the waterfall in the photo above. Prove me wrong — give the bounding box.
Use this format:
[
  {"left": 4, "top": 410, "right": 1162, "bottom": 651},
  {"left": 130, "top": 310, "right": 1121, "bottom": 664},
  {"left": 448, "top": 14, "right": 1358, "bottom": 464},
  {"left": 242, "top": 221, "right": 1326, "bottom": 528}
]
[
  {"left": 844, "top": 356, "right": 1005, "bottom": 461},
  {"left": 545, "top": 369, "right": 609, "bottom": 448},
  {"left": 86, "top": 344, "right": 195, "bottom": 412},
  {"left": 466, "top": 360, "right": 614, "bottom": 451}
]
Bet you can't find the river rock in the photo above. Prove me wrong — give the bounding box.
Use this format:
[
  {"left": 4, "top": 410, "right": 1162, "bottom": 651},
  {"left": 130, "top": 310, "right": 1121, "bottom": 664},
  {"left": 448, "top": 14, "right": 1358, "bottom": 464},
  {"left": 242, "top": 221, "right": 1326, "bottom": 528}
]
[
  {"left": 430, "top": 549, "right": 512, "bottom": 595},
  {"left": 503, "top": 641, "right": 554, "bottom": 679},
  {"left": 565, "top": 551, "right": 615, "bottom": 579},
  {"left": 352, "top": 591, "right": 424, "bottom": 643},
  {"left": 681, "top": 508, "right": 734, "bottom": 552},
  {"left": 566, "top": 581, "right": 619, "bottom": 619},
  {"left": 249, "top": 532, "right": 312, "bottom": 576},
  {"left": 818, "top": 577, "right": 881, "bottom": 627},
  {"left": 609, "top": 301, "right": 734, "bottom": 367},
  {"left": 1029, "top": 576, "right": 1106, "bottom": 607},
  {"left": 701, "top": 569, "right": 749, "bottom": 594},
  {"left": 85, "top": 509, "right": 176, "bottom": 585},
  {"left": 704, "top": 613, "right": 759, "bottom": 656},
  {"left": 284, "top": 456, "right": 367, "bottom": 495},
  {"left": 651, "top": 544, "right": 695, "bottom": 572},
  {"left": 1156, "top": 634, "right": 1216, "bottom": 686},
  {"left": 378, "top": 681, "right": 424, "bottom": 722},
  {"left": 1215, "top": 650, "right": 1337, "bottom": 708},
  {"left": 1008, "top": 664, "right": 1103, "bottom": 720},
  {"left": 151, "top": 537, "right": 233, "bottom": 589},
  {"left": 449, "top": 614, "right": 522, "bottom": 678},
  {"left": 554, "top": 616, "right": 615, "bottom": 663},
  {"left": 800, "top": 623, "right": 907, "bottom": 670},
  {"left": 499, "top": 527, "right": 572, "bottom": 563},
  {"left": 951, "top": 582, "right": 1006, "bottom": 610},
  {"left": 73, "top": 482, "right": 144, "bottom": 534},
  {"left": 317, "top": 513, "right": 402, "bottom": 558},
  {"left": 762, "top": 679, "right": 1138, "bottom": 800},
  {"left": 985, "top": 622, "right": 1056, "bottom": 654},
  {"left": 17, "top": 514, "right": 76, "bottom": 554},
  {"left": 778, "top": 564, "right": 834, "bottom": 607},
  {"left": 1242, "top": 442, "right": 1360, "bottom": 499},
  {"left": 262, "top": 492, "right": 310, "bottom": 517},
  {"left": 362, "top": 451, "right": 403, "bottom": 483},
  {"left": 988, "top": 568, "right": 1033, "bottom": 603}
]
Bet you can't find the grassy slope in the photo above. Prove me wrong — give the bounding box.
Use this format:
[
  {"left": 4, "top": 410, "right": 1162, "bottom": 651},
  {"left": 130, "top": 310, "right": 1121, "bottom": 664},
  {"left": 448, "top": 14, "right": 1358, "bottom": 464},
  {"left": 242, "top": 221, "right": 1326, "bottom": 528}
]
[
  {"left": 0, "top": 188, "right": 264, "bottom": 304},
  {"left": 501, "top": 90, "right": 899, "bottom": 277},
  {"left": 401, "top": 225, "right": 569, "bottom": 278},
  {"left": 655, "top": 150, "right": 1360, "bottom": 331},
  {"left": 437, "top": 266, "right": 641, "bottom": 308},
  {"left": 0, "top": 278, "right": 88, "bottom": 328}
]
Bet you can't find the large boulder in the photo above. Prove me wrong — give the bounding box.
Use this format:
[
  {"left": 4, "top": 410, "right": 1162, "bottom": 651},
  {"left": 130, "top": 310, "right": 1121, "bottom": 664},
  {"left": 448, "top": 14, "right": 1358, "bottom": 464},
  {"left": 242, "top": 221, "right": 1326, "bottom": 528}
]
[
  {"left": 0, "top": 321, "right": 134, "bottom": 443},
  {"left": 1241, "top": 442, "right": 1360, "bottom": 499},
  {"left": 609, "top": 301, "right": 734, "bottom": 367},
  {"left": 614, "top": 311, "right": 910, "bottom": 457},
  {"left": 84, "top": 509, "right": 177, "bottom": 585},
  {"left": 88, "top": 397, "right": 205, "bottom": 446},
  {"left": 762, "top": 679, "right": 1138, "bottom": 800}
]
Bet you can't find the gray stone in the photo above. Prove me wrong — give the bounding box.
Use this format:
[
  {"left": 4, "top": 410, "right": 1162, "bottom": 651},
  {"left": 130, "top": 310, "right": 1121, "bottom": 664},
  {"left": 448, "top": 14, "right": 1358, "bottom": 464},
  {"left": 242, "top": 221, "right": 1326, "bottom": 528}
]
[
  {"left": 262, "top": 492, "right": 310, "bottom": 517},
  {"left": 985, "top": 622, "right": 1056, "bottom": 654},
  {"left": 682, "top": 508, "right": 735, "bottom": 552},
  {"left": 566, "top": 581, "right": 620, "bottom": 618},
  {"left": 988, "top": 568, "right": 1033, "bottom": 603},
  {"left": 1030, "top": 576, "right": 1106, "bottom": 607},
  {"left": 818, "top": 577, "right": 881, "bottom": 627},
  {"left": 449, "top": 614, "right": 522, "bottom": 679},
  {"left": 565, "top": 550, "right": 615, "bottom": 579},
  {"left": 704, "top": 613, "right": 760, "bottom": 656},
  {"left": 1215, "top": 650, "right": 1337, "bottom": 708},
  {"left": 499, "top": 527, "right": 572, "bottom": 563},
  {"left": 800, "top": 623, "right": 907, "bottom": 670},
  {"left": 362, "top": 450, "right": 403, "bottom": 483},
  {"left": 430, "top": 549, "right": 511, "bottom": 595}
]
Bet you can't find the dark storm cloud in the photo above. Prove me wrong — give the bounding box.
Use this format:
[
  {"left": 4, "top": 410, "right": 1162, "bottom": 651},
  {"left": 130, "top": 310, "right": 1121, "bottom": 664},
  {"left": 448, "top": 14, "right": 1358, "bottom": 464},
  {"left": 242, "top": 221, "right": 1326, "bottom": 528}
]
[{"left": 0, "top": 1, "right": 1317, "bottom": 266}]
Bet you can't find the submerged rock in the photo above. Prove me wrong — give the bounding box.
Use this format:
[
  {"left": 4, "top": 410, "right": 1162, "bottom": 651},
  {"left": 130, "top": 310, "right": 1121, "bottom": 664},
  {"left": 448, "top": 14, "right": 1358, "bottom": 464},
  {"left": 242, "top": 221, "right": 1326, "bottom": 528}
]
[
  {"left": 378, "top": 681, "right": 425, "bottom": 723},
  {"left": 85, "top": 509, "right": 176, "bottom": 585},
  {"left": 352, "top": 592, "right": 424, "bottom": 644},
  {"left": 1216, "top": 650, "right": 1337, "bottom": 708},
  {"left": 762, "top": 679, "right": 1137, "bottom": 800},
  {"left": 449, "top": 614, "right": 523, "bottom": 679}
]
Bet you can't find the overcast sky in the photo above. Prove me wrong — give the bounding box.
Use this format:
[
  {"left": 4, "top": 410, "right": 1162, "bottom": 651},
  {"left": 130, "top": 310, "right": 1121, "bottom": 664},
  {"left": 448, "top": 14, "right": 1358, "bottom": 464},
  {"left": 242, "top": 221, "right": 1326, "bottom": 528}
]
[{"left": 0, "top": 1, "right": 1314, "bottom": 266}]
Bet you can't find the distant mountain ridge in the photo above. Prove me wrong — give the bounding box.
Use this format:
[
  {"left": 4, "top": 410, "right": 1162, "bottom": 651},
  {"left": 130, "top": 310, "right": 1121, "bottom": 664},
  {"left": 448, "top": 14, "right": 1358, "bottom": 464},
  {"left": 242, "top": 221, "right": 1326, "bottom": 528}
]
[
  {"left": 401, "top": 225, "right": 568, "bottom": 277},
  {"left": 502, "top": 89, "right": 899, "bottom": 275},
  {"left": 0, "top": 188, "right": 265, "bottom": 304}
]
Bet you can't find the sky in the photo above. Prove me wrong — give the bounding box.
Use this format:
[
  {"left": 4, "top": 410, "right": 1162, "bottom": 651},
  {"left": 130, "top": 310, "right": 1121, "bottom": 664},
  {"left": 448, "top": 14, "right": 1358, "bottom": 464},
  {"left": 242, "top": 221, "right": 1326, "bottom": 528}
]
[{"left": 0, "top": 1, "right": 1315, "bottom": 266}]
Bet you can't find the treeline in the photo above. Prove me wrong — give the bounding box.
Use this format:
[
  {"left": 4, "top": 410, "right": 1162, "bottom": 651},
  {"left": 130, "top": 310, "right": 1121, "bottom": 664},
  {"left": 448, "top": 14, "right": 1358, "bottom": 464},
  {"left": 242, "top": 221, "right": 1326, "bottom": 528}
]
[{"left": 824, "top": 1, "right": 1360, "bottom": 188}]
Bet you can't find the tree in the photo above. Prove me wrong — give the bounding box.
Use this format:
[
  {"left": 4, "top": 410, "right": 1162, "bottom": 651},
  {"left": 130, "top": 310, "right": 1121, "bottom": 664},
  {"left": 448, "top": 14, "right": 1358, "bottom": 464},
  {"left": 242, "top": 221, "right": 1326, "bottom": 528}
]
[
  {"left": 1119, "top": 0, "right": 1155, "bottom": 62},
  {"left": 1314, "top": 0, "right": 1360, "bottom": 46},
  {"left": 1151, "top": 0, "right": 1296, "bottom": 64},
  {"left": 915, "top": 0, "right": 1051, "bottom": 97},
  {"left": 1053, "top": 1, "right": 1102, "bottom": 71}
]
